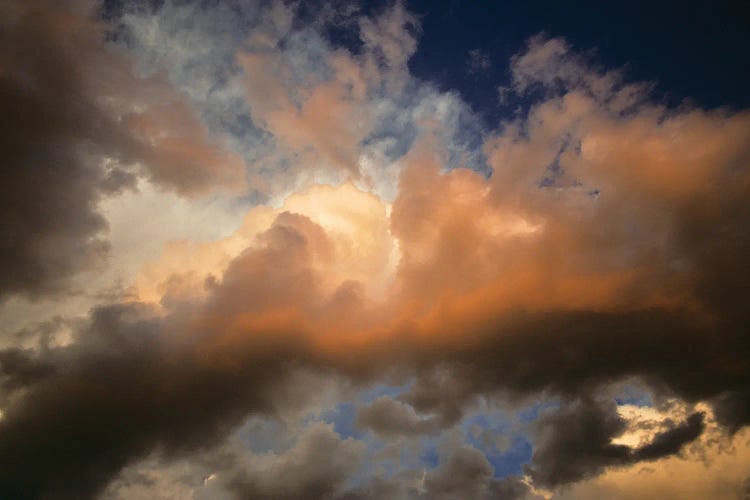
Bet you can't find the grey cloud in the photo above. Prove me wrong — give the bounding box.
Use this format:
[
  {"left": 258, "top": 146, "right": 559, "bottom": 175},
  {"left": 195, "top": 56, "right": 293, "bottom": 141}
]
[
  {"left": 0, "top": 348, "right": 55, "bottom": 397},
  {"left": 0, "top": 0, "right": 250, "bottom": 300},
  {"left": 0, "top": 267, "right": 734, "bottom": 497},
  {"left": 0, "top": 305, "right": 297, "bottom": 498},
  {"left": 423, "top": 445, "right": 493, "bottom": 499},
  {"left": 341, "top": 444, "right": 537, "bottom": 500},
  {"left": 524, "top": 399, "right": 631, "bottom": 487},
  {"left": 632, "top": 412, "right": 705, "bottom": 461},
  {"left": 0, "top": 0, "right": 134, "bottom": 299},
  {"left": 525, "top": 399, "right": 705, "bottom": 488},
  {"left": 423, "top": 445, "right": 539, "bottom": 500},
  {"left": 712, "top": 389, "right": 750, "bottom": 433},
  {"left": 356, "top": 396, "right": 439, "bottom": 437},
  {"left": 226, "top": 423, "right": 365, "bottom": 500},
  {"left": 0, "top": 213, "right": 348, "bottom": 498}
]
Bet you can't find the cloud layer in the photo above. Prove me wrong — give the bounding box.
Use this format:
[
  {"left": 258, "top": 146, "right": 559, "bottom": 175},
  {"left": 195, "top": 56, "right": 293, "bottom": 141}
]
[{"left": 1, "top": 1, "right": 749, "bottom": 498}]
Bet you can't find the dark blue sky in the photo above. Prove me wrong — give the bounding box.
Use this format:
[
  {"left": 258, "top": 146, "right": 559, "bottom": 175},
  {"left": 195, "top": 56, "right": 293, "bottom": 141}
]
[
  {"left": 106, "top": 0, "right": 749, "bottom": 118},
  {"left": 399, "top": 0, "right": 749, "bottom": 124}
]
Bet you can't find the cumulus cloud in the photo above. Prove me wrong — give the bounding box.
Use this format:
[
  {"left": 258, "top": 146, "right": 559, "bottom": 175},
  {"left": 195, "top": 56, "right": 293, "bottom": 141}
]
[
  {"left": 0, "top": 0, "right": 247, "bottom": 300},
  {"left": 1, "top": 1, "right": 749, "bottom": 498},
  {"left": 524, "top": 399, "right": 704, "bottom": 487},
  {"left": 357, "top": 396, "right": 439, "bottom": 437},
  {"left": 344, "top": 440, "right": 540, "bottom": 500},
  {"left": 225, "top": 423, "right": 366, "bottom": 499},
  {"left": 552, "top": 405, "right": 750, "bottom": 499},
  {"left": 425, "top": 445, "right": 498, "bottom": 498}
]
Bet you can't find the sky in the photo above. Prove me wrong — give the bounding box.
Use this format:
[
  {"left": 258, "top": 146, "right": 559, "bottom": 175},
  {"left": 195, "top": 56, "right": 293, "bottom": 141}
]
[{"left": 1, "top": 0, "right": 749, "bottom": 498}]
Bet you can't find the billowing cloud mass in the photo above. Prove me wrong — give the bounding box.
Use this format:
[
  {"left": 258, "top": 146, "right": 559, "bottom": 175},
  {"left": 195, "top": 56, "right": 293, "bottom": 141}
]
[
  {"left": 0, "top": 0, "right": 749, "bottom": 498},
  {"left": 0, "top": 0, "right": 246, "bottom": 299}
]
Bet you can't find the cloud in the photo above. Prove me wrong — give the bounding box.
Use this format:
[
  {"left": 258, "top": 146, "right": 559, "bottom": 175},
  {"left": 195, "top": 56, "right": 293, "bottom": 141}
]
[
  {"left": 467, "top": 49, "right": 491, "bottom": 74},
  {"left": 631, "top": 412, "right": 705, "bottom": 461},
  {"left": 357, "top": 396, "right": 439, "bottom": 437},
  {"left": 423, "top": 445, "right": 496, "bottom": 498},
  {"left": 524, "top": 399, "right": 704, "bottom": 488},
  {"left": 552, "top": 405, "right": 750, "bottom": 499},
  {"left": 235, "top": 0, "right": 425, "bottom": 191},
  {"left": 0, "top": 0, "right": 131, "bottom": 299},
  {"left": 1, "top": 2, "right": 750, "bottom": 498},
  {"left": 343, "top": 439, "right": 541, "bottom": 500},
  {"left": 0, "top": 0, "right": 249, "bottom": 300},
  {"left": 225, "top": 423, "right": 366, "bottom": 500},
  {"left": 358, "top": 1, "right": 420, "bottom": 85}
]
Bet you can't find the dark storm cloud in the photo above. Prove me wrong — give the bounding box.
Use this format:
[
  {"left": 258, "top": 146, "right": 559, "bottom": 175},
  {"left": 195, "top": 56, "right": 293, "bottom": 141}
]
[
  {"left": 0, "top": 348, "right": 55, "bottom": 395},
  {"left": 524, "top": 399, "right": 704, "bottom": 488},
  {"left": 393, "top": 308, "right": 741, "bottom": 428},
  {"left": 0, "top": 213, "right": 347, "bottom": 498},
  {"left": 632, "top": 411, "right": 705, "bottom": 461},
  {"left": 712, "top": 389, "right": 750, "bottom": 433},
  {"left": 0, "top": 244, "right": 723, "bottom": 498},
  {"left": 0, "top": 0, "right": 246, "bottom": 300},
  {"left": 0, "top": 303, "right": 302, "bottom": 498},
  {"left": 0, "top": 215, "right": 746, "bottom": 497},
  {"left": 0, "top": 0, "right": 134, "bottom": 298},
  {"left": 524, "top": 399, "right": 631, "bottom": 487}
]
